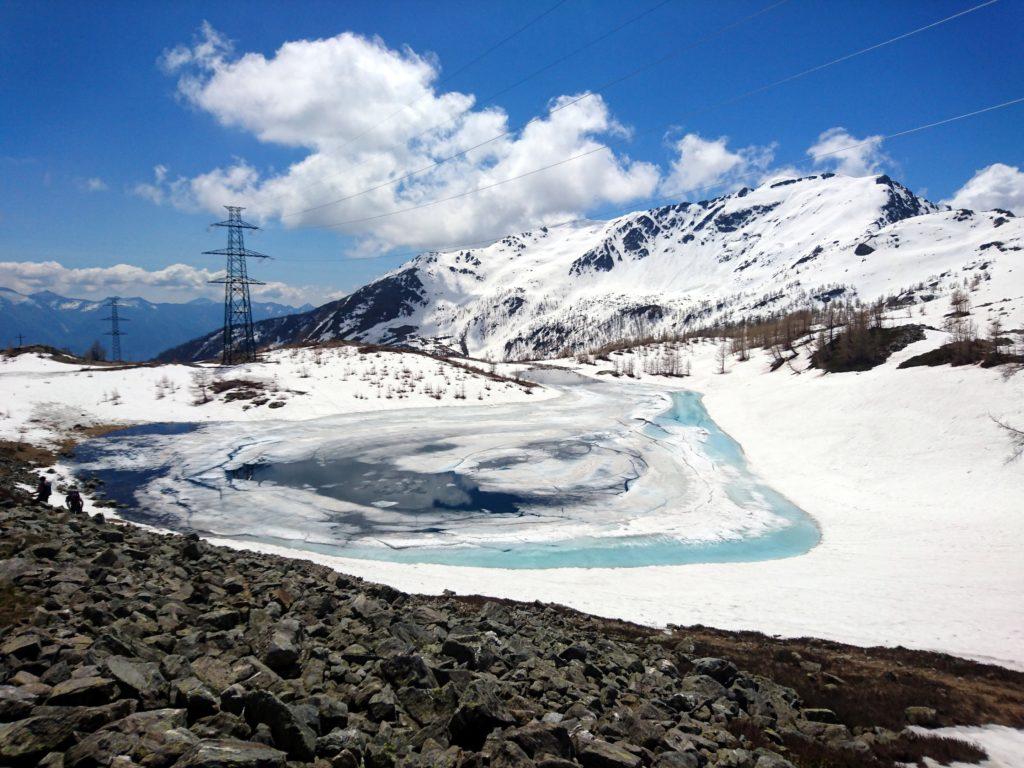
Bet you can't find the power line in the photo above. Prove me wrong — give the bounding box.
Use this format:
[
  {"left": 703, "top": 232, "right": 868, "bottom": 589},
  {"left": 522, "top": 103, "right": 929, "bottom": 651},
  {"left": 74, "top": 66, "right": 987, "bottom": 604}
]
[
  {"left": 310, "top": 0, "right": 1002, "bottom": 231},
  {"left": 280, "top": 0, "right": 791, "bottom": 220},
  {"left": 272, "top": 93, "right": 1024, "bottom": 264}
]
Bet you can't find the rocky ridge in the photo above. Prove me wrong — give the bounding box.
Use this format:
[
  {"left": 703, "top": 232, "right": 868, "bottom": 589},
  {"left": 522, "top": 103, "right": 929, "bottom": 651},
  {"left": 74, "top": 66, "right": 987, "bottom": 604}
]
[{"left": 0, "top": 458, "right": 1002, "bottom": 768}]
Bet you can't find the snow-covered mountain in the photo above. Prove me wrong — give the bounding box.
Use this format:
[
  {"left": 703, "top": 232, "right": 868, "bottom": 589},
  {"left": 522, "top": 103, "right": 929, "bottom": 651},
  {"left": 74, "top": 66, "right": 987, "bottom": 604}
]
[
  {"left": 160, "top": 173, "right": 1023, "bottom": 362},
  {"left": 0, "top": 291, "right": 310, "bottom": 360}
]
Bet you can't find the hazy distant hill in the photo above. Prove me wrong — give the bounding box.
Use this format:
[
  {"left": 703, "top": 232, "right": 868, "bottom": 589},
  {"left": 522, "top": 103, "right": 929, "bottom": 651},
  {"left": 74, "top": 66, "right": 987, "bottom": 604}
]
[{"left": 0, "top": 289, "right": 311, "bottom": 360}]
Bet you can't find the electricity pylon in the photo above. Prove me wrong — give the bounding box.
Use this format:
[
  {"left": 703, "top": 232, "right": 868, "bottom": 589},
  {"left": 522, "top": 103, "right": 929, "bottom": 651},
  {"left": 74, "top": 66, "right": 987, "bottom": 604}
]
[
  {"left": 205, "top": 206, "right": 269, "bottom": 365},
  {"left": 102, "top": 297, "right": 127, "bottom": 361}
]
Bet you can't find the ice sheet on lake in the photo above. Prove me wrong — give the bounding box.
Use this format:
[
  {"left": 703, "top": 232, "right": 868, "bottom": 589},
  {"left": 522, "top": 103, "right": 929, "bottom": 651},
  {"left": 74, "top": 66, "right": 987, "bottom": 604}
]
[{"left": 71, "top": 376, "right": 818, "bottom": 567}]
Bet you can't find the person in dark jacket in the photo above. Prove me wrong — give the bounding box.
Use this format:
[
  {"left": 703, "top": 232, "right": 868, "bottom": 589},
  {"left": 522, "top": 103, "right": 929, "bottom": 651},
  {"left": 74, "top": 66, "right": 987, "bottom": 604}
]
[
  {"left": 65, "top": 486, "right": 84, "bottom": 514},
  {"left": 35, "top": 476, "right": 51, "bottom": 504}
]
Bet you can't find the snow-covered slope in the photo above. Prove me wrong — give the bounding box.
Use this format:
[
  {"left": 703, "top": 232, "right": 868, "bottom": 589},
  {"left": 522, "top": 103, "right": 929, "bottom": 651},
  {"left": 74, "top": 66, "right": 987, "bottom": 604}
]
[
  {"left": 160, "top": 173, "right": 1024, "bottom": 362},
  {"left": 0, "top": 345, "right": 546, "bottom": 448}
]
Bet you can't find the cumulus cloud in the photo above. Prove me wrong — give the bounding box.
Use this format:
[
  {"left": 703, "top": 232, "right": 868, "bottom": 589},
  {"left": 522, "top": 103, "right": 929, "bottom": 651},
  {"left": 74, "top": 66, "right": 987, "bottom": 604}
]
[
  {"left": 944, "top": 163, "right": 1024, "bottom": 214},
  {"left": 0, "top": 260, "right": 323, "bottom": 306},
  {"left": 807, "top": 127, "right": 889, "bottom": 177},
  {"left": 659, "top": 133, "right": 774, "bottom": 197},
  {"left": 143, "top": 24, "right": 659, "bottom": 254}
]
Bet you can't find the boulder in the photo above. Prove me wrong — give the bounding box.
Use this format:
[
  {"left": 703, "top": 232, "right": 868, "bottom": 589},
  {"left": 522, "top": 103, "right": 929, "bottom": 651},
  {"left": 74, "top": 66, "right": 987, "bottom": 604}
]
[
  {"left": 381, "top": 654, "right": 437, "bottom": 689},
  {"left": 46, "top": 676, "right": 120, "bottom": 707},
  {"left": 653, "top": 753, "right": 700, "bottom": 768},
  {"left": 242, "top": 690, "right": 316, "bottom": 761},
  {"left": 105, "top": 655, "right": 168, "bottom": 708},
  {"left": 576, "top": 737, "right": 641, "bottom": 768},
  {"left": 262, "top": 621, "right": 300, "bottom": 674},
  {"left": 448, "top": 678, "right": 516, "bottom": 750},
  {"left": 171, "top": 739, "right": 286, "bottom": 767},
  {"left": 199, "top": 610, "right": 241, "bottom": 632},
  {"left": 508, "top": 721, "right": 573, "bottom": 758},
  {"left": 0, "top": 714, "right": 78, "bottom": 765},
  {"left": 690, "top": 658, "right": 738, "bottom": 686},
  {"left": 172, "top": 678, "right": 219, "bottom": 722}
]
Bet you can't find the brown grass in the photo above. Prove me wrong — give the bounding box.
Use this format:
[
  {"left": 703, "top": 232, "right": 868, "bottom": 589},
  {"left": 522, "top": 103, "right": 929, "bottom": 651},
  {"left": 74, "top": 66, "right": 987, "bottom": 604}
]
[
  {"left": 683, "top": 626, "right": 1024, "bottom": 730},
  {"left": 729, "top": 720, "right": 986, "bottom": 767},
  {"left": 0, "top": 585, "right": 36, "bottom": 629},
  {"left": 448, "top": 596, "right": 1024, "bottom": 733}
]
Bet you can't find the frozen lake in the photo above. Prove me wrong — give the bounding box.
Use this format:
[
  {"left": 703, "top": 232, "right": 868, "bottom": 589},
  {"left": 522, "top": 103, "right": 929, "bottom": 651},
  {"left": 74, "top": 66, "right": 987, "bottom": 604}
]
[{"left": 71, "top": 372, "right": 819, "bottom": 568}]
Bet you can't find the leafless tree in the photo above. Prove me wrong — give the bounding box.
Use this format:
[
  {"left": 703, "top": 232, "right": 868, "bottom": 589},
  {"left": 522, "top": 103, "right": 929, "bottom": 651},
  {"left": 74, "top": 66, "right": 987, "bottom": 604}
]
[
  {"left": 716, "top": 340, "right": 728, "bottom": 375},
  {"left": 992, "top": 416, "right": 1024, "bottom": 463}
]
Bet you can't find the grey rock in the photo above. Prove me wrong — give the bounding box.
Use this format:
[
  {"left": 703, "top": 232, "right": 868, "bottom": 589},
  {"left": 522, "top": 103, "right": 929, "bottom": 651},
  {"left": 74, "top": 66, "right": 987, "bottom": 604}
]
[
  {"left": 576, "top": 737, "right": 641, "bottom": 768},
  {"left": 690, "top": 658, "right": 738, "bottom": 686},
  {"left": 367, "top": 686, "right": 398, "bottom": 722},
  {"left": 0, "top": 714, "right": 78, "bottom": 764},
  {"left": 448, "top": 678, "right": 516, "bottom": 750},
  {"left": 508, "top": 721, "right": 573, "bottom": 758},
  {"left": 171, "top": 739, "right": 286, "bottom": 767},
  {"left": 173, "top": 677, "right": 219, "bottom": 722},
  {"left": 754, "top": 752, "right": 796, "bottom": 768},
  {"left": 262, "top": 621, "right": 300, "bottom": 674},
  {"left": 46, "top": 676, "right": 119, "bottom": 707},
  {"left": 0, "top": 685, "right": 37, "bottom": 721},
  {"left": 653, "top": 753, "right": 699, "bottom": 768},
  {"left": 381, "top": 654, "right": 437, "bottom": 689},
  {"left": 105, "top": 655, "right": 168, "bottom": 708},
  {"left": 242, "top": 689, "right": 316, "bottom": 761}
]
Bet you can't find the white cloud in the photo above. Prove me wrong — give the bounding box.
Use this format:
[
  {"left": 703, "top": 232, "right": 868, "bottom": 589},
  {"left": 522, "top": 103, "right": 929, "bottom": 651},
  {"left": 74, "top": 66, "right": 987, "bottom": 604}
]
[
  {"left": 944, "top": 163, "right": 1024, "bottom": 214},
  {"left": 659, "top": 133, "right": 774, "bottom": 197},
  {"left": 144, "top": 25, "right": 660, "bottom": 254},
  {"left": 0, "top": 260, "right": 323, "bottom": 306},
  {"left": 807, "top": 127, "right": 888, "bottom": 177},
  {"left": 76, "top": 177, "right": 108, "bottom": 193}
]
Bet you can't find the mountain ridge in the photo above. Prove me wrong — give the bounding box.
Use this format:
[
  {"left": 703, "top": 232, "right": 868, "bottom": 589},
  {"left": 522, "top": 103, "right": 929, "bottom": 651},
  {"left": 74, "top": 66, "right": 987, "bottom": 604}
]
[
  {"left": 1, "top": 290, "right": 310, "bottom": 360},
  {"left": 158, "top": 172, "right": 1022, "bottom": 362}
]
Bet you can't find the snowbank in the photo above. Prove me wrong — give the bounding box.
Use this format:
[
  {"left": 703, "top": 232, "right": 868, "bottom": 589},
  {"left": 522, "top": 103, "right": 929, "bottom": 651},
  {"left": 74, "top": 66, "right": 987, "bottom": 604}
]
[{"left": 1, "top": 345, "right": 551, "bottom": 446}]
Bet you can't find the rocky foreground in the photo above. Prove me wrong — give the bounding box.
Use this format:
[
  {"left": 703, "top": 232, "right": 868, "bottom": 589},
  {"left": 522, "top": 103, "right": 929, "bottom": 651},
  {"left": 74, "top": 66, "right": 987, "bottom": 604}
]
[{"left": 0, "top": 461, "right": 1015, "bottom": 768}]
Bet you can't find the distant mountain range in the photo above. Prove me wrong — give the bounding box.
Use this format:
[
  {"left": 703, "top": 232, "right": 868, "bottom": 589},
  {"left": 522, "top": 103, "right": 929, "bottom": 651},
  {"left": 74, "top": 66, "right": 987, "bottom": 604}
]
[
  {"left": 159, "top": 172, "right": 1022, "bottom": 362},
  {"left": 0, "top": 290, "right": 311, "bottom": 360}
]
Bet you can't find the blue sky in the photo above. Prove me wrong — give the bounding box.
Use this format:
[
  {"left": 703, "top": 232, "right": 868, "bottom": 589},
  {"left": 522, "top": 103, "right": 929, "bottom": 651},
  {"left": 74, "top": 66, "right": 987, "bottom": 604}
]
[{"left": 1, "top": 0, "right": 1022, "bottom": 305}]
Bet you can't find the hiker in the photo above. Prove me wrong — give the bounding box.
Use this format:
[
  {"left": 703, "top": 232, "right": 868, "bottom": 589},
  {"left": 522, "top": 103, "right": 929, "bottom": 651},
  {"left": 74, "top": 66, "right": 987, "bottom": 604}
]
[
  {"left": 65, "top": 486, "right": 84, "bottom": 515},
  {"left": 35, "top": 476, "right": 52, "bottom": 504}
]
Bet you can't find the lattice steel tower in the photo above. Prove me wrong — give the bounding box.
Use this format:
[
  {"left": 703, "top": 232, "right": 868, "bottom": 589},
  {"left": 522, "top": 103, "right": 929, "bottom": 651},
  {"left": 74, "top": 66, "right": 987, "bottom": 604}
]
[
  {"left": 102, "top": 297, "right": 127, "bottom": 361},
  {"left": 205, "top": 206, "right": 269, "bottom": 365}
]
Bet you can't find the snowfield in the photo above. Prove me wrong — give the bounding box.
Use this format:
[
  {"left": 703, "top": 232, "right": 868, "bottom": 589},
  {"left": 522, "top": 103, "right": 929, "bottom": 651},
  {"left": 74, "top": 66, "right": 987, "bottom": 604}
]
[
  {"left": 5, "top": 316, "right": 1024, "bottom": 672},
  {"left": 0, "top": 344, "right": 550, "bottom": 447},
  {"left": 202, "top": 330, "right": 1024, "bottom": 671}
]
